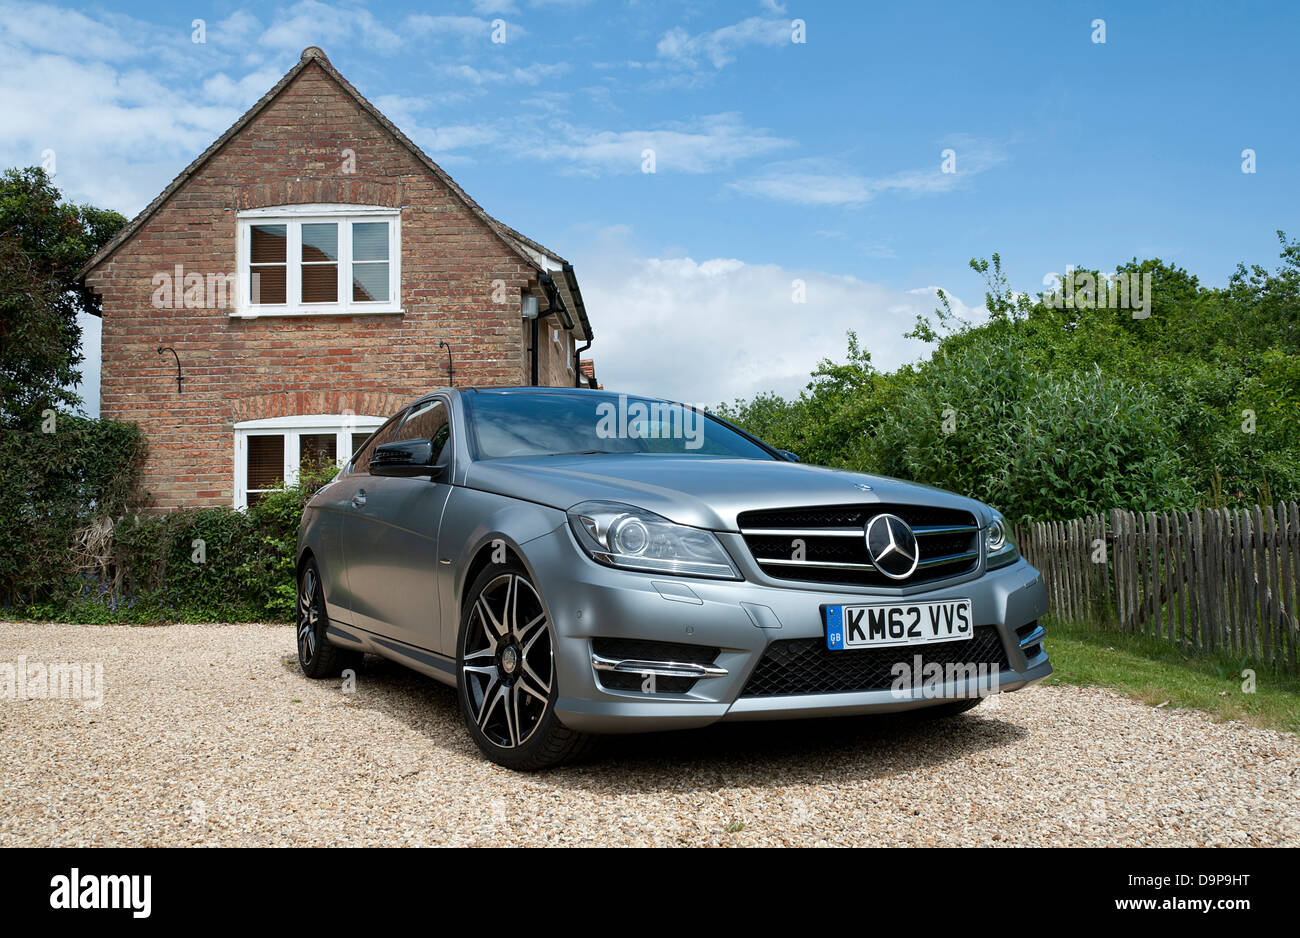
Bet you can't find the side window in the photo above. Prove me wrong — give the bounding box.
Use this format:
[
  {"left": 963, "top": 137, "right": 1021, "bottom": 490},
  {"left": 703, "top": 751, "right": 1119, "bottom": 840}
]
[
  {"left": 351, "top": 411, "right": 405, "bottom": 475},
  {"left": 397, "top": 399, "right": 452, "bottom": 466}
]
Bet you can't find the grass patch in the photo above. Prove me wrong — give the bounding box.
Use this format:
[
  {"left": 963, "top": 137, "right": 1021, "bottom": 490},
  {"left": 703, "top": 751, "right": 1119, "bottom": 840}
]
[{"left": 1040, "top": 617, "right": 1300, "bottom": 735}]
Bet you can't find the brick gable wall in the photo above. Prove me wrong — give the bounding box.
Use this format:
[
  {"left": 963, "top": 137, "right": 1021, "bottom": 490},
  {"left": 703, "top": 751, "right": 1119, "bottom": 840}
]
[{"left": 85, "top": 61, "right": 568, "bottom": 509}]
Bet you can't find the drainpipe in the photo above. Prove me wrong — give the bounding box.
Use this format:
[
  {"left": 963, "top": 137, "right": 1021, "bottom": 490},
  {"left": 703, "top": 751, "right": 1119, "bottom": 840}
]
[
  {"left": 529, "top": 317, "right": 540, "bottom": 386},
  {"left": 574, "top": 339, "right": 591, "bottom": 387}
]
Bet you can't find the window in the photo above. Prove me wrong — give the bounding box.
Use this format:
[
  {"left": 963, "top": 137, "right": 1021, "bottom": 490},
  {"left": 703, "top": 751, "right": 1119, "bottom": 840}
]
[
  {"left": 234, "top": 414, "right": 386, "bottom": 508},
  {"left": 235, "top": 205, "right": 401, "bottom": 317},
  {"left": 350, "top": 412, "right": 405, "bottom": 476},
  {"left": 397, "top": 399, "right": 452, "bottom": 466}
]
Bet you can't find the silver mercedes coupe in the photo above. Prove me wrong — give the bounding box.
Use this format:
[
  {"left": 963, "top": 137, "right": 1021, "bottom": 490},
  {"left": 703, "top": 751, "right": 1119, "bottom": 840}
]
[{"left": 296, "top": 387, "right": 1051, "bottom": 769}]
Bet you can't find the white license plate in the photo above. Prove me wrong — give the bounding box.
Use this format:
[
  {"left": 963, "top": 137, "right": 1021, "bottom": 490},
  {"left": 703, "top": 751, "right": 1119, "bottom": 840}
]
[{"left": 824, "top": 599, "right": 973, "bottom": 650}]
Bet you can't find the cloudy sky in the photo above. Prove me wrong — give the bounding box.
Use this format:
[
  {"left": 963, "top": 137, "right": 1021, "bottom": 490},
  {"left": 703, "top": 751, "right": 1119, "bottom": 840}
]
[{"left": 4, "top": 0, "right": 1296, "bottom": 413}]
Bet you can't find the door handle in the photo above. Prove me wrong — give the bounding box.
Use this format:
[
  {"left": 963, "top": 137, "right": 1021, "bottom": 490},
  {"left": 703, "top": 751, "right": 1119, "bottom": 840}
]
[{"left": 351, "top": 489, "right": 367, "bottom": 508}]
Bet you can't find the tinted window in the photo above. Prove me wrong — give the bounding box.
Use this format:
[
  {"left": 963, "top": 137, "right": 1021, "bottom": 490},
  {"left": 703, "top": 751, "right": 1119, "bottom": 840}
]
[
  {"left": 398, "top": 399, "right": 452, "bottom": 466},
  {"left": 467, "top": 391, "right": 775, "bottom": 460},
  {"left": 350, "top": 411, "right": 405, "bottom": 475}
]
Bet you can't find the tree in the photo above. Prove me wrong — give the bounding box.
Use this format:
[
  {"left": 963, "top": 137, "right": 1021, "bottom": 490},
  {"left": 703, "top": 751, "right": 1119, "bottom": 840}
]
[
  {"left": 717, "top": 235, "right": 1300, "bottom": 519},
  {"left": 0, "top": 166, "right": 127, "bottom": 425}
]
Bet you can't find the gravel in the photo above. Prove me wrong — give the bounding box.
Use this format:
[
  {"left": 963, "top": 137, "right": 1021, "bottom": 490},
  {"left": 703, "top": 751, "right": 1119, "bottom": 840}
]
[{"left": 1, "top": 621, "right": 1296, "bottom": 847}]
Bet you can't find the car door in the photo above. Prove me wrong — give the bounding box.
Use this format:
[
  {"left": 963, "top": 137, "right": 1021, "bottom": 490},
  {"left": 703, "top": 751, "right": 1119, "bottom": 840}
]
[
  {"left": 322, "top": 411, "right": 405, "bottom": 622},
  {"left": 343, "top": 397, "right": 454, "bottom": 652}
]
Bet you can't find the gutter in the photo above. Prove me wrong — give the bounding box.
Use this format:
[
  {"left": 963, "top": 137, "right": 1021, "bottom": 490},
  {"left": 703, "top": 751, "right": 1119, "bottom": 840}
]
[{"left": 561, "top": 263, "right": 593, "bottom": 342}]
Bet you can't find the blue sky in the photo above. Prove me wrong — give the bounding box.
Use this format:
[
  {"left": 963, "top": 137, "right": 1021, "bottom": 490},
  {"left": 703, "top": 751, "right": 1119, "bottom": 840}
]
[{"left": 3, "top": 0, "right": 1296, "bottom": 412}]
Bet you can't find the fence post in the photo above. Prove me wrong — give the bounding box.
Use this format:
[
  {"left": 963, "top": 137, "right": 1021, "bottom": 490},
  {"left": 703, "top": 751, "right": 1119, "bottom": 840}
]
[{"left": 1110, "top": 509, "right": 1124, "bottom": 629}]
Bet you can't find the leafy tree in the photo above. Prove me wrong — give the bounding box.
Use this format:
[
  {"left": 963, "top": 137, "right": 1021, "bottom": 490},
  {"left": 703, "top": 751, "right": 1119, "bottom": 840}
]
[
  {"left": 0, "top": 166, "right": 126, "bottom": 425},
  {"left": 717, "top": 234, "right": 1300, "bottom": 521}
]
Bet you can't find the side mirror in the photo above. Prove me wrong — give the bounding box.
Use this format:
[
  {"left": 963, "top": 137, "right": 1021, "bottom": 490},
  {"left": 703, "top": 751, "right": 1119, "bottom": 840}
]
[
  {"left": 776, "top": 449, "right": 801, "bottom": 463},
  {"left": 370, "top": 439, "right": 444, "bottom": 479}
]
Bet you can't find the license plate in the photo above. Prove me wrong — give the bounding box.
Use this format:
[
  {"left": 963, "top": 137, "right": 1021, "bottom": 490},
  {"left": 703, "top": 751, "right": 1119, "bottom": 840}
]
[{"left": 824, "top": 600, "right": 973, "bottom": 650}]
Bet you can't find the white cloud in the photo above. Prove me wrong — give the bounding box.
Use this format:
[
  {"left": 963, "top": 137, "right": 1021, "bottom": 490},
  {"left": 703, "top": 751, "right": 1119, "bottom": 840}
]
[
  {"left": 201, "top": 67, "right": 285, "bottom": 107},
  {"left": 259, "top": 0, "right": 404, "bottom": 53},
  {"left": 575, "top": 228, "right": 985, "bottom": 405},
  {"left": 471, "top": 0, "right": 592, "bottom": 12},
  {"left": 657, "top": 16, "right": 791, "bottom": 70},
  {"left": 405, "top": 13, "right": 499, "bottom": 40},
  {"left": 434, "top": 62, "right": 569, "bottom": 86},
  {"left": 73, "top": 312, "right": 101, "bottom": 417},
  {"left": 730, "top": 141, "right": 1010, "bottom": 206},
  {"left": 534, "top": 112, "right": 792, "bottom": 175}
]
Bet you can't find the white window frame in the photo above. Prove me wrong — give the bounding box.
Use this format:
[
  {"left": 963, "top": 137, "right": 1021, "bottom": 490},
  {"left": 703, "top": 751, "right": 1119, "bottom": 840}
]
[
  {"left": 234, "top": 204, "right": 402, "bottom": 318},
  {"left": 233, "top": 413, "right": 385, "bottom": 509}
]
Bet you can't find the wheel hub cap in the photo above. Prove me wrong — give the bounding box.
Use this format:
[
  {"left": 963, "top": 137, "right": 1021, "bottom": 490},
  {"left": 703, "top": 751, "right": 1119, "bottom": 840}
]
[{"left": 500, "top": 645, "right": 519, "bottom": 675}]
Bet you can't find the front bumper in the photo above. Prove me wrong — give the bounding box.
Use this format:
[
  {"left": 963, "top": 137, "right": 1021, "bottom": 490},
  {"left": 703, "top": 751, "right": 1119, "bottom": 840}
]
[{"left": 523, "top": 524, "right": 1052, "bottom": 734}]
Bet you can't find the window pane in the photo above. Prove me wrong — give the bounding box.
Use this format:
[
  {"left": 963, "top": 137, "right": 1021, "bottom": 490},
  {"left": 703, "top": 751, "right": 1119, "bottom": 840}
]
[
  {"left": 352, "top": 261, "right": 388, "bottom": 302},
  {"left": 301, "top": 223, "right": 338, "bottom": 262},
  {"left": 299, "top": 433, "right": 337, "bottom": 474},
  {"left": 351, "top": 433, "right": 371, "bottom": 459},
  {"left": 302, "top": 263, "right": 338, "bottom": 303},
  {"left": 399, "top": 401, "right": 445, "bottom": 439},
  {"left": 250, "top": 225, "right": 286, "bottom": 263},
  {"left": 247, "top": 435, "right": 284, "bottom": 490},
  {"left": 250, "top": 265, "right": 286, "bottom": 304},
  {"left": 352, "top": 222, "right": 389, "bottom": 261},
  {"left": 350, "top": 412, "right": 405, "bottom": 475},
  {"left": 400, "top": 401, "right": 451, "bottom": 465}
]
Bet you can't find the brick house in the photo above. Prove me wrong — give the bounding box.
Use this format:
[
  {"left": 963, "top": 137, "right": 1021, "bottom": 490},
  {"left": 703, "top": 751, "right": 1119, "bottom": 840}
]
[{"left": 78, "top": 46, "right": 597, "bottom": 510}]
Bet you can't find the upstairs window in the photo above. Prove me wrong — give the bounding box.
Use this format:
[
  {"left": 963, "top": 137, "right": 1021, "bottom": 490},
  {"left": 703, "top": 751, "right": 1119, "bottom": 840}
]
[{"left": 236, "top": 205, "right": 401, "bottom": 317}]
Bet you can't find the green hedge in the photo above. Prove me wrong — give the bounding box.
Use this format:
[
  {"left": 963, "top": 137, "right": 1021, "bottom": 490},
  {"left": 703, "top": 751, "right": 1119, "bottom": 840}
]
[
  {"left": 3, "top": 415, "right": 332, "bottom": 623},
  {"left": 0, "top": 414, "right": 145, "bottom": 606}
]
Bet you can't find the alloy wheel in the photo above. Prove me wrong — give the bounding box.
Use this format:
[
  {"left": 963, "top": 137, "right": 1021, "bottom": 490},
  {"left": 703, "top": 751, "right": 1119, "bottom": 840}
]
[
  {"left": 297, "top": 566, "right": 319, "bottom": 663},
  {"left": 461, "top": 572, "right": 554, "bottom": 749}
]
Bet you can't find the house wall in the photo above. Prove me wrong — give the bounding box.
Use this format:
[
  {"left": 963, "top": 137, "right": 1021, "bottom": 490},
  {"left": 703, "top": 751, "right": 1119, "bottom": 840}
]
[
  {"left": 86, "top": 61, "right": 550, "bottom": 510},
  {"left": 540, "top": 320, "right": 577, "bottom": 388}
]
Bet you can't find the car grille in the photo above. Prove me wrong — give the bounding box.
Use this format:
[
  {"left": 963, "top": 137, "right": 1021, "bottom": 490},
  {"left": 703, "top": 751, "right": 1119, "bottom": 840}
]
[
  {"left": 737, "top": 503, "right": 980, "bottom": 587},
  {"left": 740, "top": 626, "right": 1010, "bottom": 697}
]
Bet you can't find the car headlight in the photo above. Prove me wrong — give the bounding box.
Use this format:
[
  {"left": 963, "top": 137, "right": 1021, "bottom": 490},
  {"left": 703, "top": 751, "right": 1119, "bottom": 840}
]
[
  {"left": 984, "top": 513, "right": 1019, "bottom": 569},
  {"left": 567, "top": 501, "right": 740, "bottom": 579}
]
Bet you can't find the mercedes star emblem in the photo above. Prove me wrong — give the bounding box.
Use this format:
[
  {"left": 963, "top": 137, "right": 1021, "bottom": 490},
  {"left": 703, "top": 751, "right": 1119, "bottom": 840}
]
[{"left": 864, "top": 513, "right": 920, "bottom": 580}]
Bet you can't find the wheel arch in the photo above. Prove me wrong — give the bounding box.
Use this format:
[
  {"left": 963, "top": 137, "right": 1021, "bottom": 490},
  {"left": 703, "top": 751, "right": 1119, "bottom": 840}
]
[{"left": 458, "top": 535, "right": 532, "bottom": 623}]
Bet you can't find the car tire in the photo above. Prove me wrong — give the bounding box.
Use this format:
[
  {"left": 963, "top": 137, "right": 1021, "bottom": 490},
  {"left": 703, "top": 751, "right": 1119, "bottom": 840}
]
[
  {"left": 296, "top": 559, "right": 363, "bottom": 679},
  {"left": 457, "top": 562, "right": 593, "bottom": 771}
]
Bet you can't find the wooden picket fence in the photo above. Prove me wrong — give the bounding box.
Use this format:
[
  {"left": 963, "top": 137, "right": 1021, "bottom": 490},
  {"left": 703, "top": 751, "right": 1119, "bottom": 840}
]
[{"left": 1014, "top": 503, "right": 1300, "bottom": 673}]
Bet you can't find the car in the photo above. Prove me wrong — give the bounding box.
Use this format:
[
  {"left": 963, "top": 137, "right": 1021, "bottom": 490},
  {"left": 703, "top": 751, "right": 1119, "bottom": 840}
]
[{"left": 295, "top": 386, "right": 1051, "bottom": 770}]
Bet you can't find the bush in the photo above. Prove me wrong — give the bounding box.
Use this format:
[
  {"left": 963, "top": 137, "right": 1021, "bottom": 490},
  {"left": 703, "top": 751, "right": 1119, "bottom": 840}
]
[
  {"left": 718, "top": 240, "right": 1300, "bottom": 522},
  {"left": 4, "top": 426, "right": 336, "bottom": 623},
  {"left": 863, "top": 340, "right": 1194, "bottom": 523},
  {"left": 0, "top": 414, "right": 145, "bottom": 607}
]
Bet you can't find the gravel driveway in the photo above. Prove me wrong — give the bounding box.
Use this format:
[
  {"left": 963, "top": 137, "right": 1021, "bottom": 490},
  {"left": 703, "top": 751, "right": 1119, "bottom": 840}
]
[{"left": 2, "top": 621, "right": 1296, "bottom": 847}]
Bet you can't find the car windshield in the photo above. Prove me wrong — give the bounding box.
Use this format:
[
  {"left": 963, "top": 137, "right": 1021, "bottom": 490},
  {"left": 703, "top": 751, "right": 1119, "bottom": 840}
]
[{"left": 467, "top": 390, "right": 777, "bottom": 460}]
